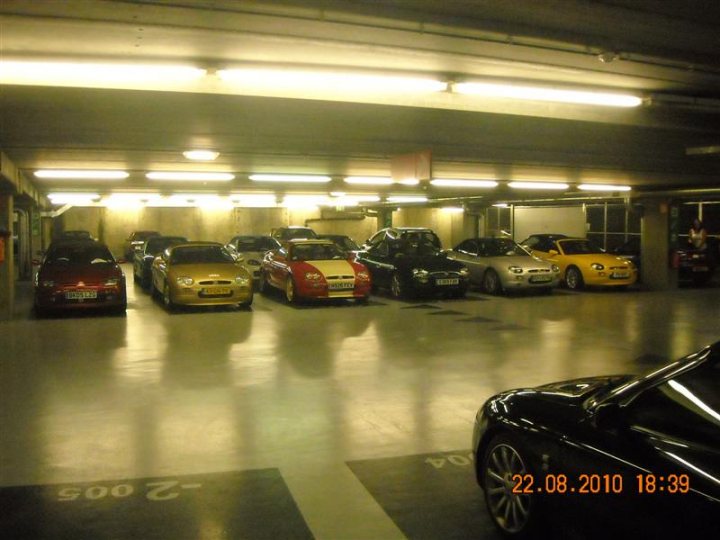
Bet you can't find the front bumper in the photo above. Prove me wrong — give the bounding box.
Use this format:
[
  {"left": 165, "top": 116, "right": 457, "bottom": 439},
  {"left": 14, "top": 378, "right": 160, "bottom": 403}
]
[
  {"left": 295, "top": 280, "right": 371, "bottom": 299},
  {"left": 35, "top": 286, "right": 127, "bottom": 311},
  {"left": 583, "top": 269, "right": 638, "bottom": 286},
  {"left": 171, "top": 284, "right": 253, "bottom": 306},
  {"left": 499, "top": 272, "right": 560, "bottom": 289}
]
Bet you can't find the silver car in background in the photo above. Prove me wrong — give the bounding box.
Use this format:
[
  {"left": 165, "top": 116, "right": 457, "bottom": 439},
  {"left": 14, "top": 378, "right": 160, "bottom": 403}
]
[
  {"left": 225, "top": 235, "right": 281, "bottom": 287},
  {"left": 449, "top": 237, "right": 560, "bottom": 294}
]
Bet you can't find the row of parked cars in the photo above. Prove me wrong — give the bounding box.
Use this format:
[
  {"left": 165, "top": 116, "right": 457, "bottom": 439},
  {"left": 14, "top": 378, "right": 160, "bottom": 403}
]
[{"left": 34, "top": 226, "right": 647, "bottom": 316}]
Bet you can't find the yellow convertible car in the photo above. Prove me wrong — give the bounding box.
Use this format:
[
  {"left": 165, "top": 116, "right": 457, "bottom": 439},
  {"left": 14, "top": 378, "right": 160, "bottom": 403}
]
[
  {"left": 151, "top": 242, "right": 253, "bottom": 309},
  {"left": 520, "top": 234, "right": 637, "bottom": 290}
]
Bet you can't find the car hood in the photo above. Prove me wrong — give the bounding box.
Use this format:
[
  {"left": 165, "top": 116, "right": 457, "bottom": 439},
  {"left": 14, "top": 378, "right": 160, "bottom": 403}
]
[
  {"left": 486, "top": 255, "right": 551, "bottom": 268},
  {"left": 485, "top": 375, "right": 632, "bottom": 428},
  {"left": 169, "top": 262, "right": 245, "bottom": 279},
  {"left": 292, "top": 259, "right": 357, "bottom": 277},
  {"left": 39, "top": 263, "right": 122, "bottom": 284},
  {"left": 397, "top": 254, "right": 465, "bottom": 271},
  {"left": 559, "top": 253, "right": 633, "bottom": 266}
]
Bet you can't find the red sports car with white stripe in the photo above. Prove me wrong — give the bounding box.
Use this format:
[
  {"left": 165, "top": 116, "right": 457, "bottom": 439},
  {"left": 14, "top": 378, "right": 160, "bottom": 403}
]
[{"left": 260, "top": 239, "right": 371, "bottom": 303}]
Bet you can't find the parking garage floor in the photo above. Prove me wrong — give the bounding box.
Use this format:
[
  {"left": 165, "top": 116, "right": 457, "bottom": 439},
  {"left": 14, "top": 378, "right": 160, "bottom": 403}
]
[{"left": 1, "top": 268, "right": 719, "bottom": 539}]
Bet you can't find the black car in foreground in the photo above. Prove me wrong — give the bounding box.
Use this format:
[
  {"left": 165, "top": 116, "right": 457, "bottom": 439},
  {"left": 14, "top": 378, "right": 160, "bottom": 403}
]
[
  {"left": 473, "top": 342, "right": 719, "bottom": 539},
  {"left": 356, "top": 227, "right": 469, "bottom": 298}
]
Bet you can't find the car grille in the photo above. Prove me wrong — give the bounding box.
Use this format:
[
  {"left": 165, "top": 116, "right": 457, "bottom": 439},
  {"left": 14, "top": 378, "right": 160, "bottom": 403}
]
[
  {"left": 527, "top": 268, "right": 551, "bottom": 273},
  {"left": 609, "top": 266, "right": 629, "bottom": 270},
  {"left": 198, "top": 280, "right": 232, "bottom": 285},
  {"left": 429, "top": 271, "right": 460, "bottom": 279},
  {"left": 326, "top": 274, "right": 354, "bottom": 280}
]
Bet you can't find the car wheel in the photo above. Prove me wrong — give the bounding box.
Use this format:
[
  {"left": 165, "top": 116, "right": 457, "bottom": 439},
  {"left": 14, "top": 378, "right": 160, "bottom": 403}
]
[
  {"left": 565, "top": 266, "right": 584, "bottom": 290},
  {"left": 391, "top": 273, "right": 405, "bottom": 298},
  {"left": 285, "top": 277, "right": 297, "bottom": 304},
  {"left": 162, "top": 281, "right": 176, "bottom": 311},
  {"left": 481, "top": 433, "right": 540, "bottom": 538},
  {"left": 483, "top": 269, "right": 502, "bottom": 295}
]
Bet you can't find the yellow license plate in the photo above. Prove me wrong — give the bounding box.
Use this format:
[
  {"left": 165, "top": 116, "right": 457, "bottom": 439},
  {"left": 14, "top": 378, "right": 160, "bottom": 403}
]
[{"left": 203, "top": 287, "right": 231, "bottom": 295}]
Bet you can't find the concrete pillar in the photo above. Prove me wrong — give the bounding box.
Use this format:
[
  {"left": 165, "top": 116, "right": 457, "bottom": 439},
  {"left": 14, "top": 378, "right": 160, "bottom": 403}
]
[
  {"left": 0, "top": 194, "right": 14, "bottom": 320},
  {"left": 641, "top": 199, "right": 678, "bottom": 290}
]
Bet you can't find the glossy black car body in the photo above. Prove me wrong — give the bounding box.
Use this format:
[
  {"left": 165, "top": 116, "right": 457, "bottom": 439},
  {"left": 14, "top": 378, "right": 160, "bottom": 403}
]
[
  {"left": 132, "top": 235, "right": 188, "bottom": 290},
  {"left": 472, "top": 342, "right": 719, "bottom": 538},
  {"left": 356, "top": 227, "right": 469, "bottom": 298}
]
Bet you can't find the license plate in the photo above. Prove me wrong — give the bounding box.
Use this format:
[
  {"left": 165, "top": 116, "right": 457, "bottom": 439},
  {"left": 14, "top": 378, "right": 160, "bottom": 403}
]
[
  {"left": 66, "top": 290, "right": 97, "bottom": 299},
  {"left": 202, "top": 287, "right": 231, "bottom": 295},
  {"left": 611, "top": 272, "right": 629, "bottom": 279},
  {"left": 328, "top": 282, "right": 354, "bottom": 290},
  {"left": 530, "top": 275, "right": 552, "bottom": 283},
  {"left": 693, "top": 266, "right": 709, "bottom": 272},
  {"left": 436, "top": 278, "right": 459, "bottom": 286}
]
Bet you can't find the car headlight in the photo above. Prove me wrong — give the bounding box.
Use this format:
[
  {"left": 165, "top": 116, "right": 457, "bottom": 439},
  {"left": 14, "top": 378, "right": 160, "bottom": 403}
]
[
  {"left": 591, "top": 263, "right": 605, "bottom": 270},
  {"left": 412, "top": 268, "right": 429, "bottom": 280},
  {"left": 176, "top": 276, "right": 194, "bottom": 286},
  {"left": 235, "top": 275, "right": 250, "bottom": 286},
  {"left": 41, "top": 279, "right": 55, "bottom": 288},
  {"left": 305, "top": 272, "right": 322, "bottom": 281},
  {"left": 551, "top": 264, "right": 560, "bottom": 273},
  {"left": 356, "top": 271, "right": 370, "bottom": 280},
  {"left": 104, "top": 278, "right": 119, "bottom": 287},
  {"left": 508, "top": 265, "right": 523, "bottom": 274},
  {"left": 459, "top": 267, "right": 470, "bottom": 276}
]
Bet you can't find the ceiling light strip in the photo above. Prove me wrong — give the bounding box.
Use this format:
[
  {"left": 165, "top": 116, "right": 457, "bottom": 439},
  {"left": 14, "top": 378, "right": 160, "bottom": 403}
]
[
  {"left": 454, "top": 82, "right": 642, "bottom": 107},
  {"left": 35, "top": 170, "right": 128, "bottom": 180},
  {"left": 250, "top": 174, "right": 332, "bottom": 183},
  {"left": 146, "top": 172, "right": 234, "bottom": 181}
]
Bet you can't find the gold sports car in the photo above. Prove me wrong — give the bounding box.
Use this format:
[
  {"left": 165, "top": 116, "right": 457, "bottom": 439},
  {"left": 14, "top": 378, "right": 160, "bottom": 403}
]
[
  {"left": 521, "top": 235, "right": 637, "bottom": 290},
  {"left": 151, "top": 242, "right": 253, "bottom": 309}
]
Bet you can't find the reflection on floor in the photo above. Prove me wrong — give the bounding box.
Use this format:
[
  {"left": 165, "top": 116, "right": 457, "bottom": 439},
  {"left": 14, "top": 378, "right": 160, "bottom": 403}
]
[{"left": 1, "top": 269, "right": 719, "bottom": 538}]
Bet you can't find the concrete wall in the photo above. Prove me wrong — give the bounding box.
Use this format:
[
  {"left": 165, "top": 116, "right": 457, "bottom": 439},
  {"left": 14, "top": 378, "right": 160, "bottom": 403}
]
[
  {"left": 57, "top": 205, "right": 475, "bottom": 256},
  {"left": 513, "top": 206, "right": 586, "bottom": 241}
]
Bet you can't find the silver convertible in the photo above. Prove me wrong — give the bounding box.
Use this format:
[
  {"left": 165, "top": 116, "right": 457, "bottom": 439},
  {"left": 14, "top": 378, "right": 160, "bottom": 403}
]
[{"left": 448, "top": 237, "right": 560, "bottom": 294}]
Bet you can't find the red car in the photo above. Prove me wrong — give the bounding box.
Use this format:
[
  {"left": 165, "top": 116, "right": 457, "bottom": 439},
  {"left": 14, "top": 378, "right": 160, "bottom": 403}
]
[
  {"left": 34, "top": 240, "right": 127, "bottom": 316},
  {"left": 260, "top": 239, "right": 371, "bottom": 303}
]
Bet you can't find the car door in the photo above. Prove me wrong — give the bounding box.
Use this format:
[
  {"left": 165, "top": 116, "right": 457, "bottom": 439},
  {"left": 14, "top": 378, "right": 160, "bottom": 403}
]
[
  {"left": 358, "top": 237, "right": 394, "bottom": 288},
  {"left": 152, "top": 249, "right": 170, "bottom": 293},
  {"left": 451, "top": 239, "right": 484, "bottom": 284},
  {"left": 267, "top": 247, "right": 290, "bottom": 288}
]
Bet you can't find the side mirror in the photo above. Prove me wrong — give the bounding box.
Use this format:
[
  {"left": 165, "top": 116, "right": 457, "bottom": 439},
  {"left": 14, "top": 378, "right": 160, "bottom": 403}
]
[{"left": 548, "top": 249, "right": 559, "bottom": 256}]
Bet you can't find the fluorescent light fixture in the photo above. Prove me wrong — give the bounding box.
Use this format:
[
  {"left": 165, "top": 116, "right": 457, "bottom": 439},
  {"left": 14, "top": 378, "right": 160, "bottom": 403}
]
[
  {"left": 508, "top": 181, "right": 569, "bottom": 190},
  {"left": 146, "top": 172, "right": 234, "bottom": 181},
  {"left": 441, "top": 206, "right": 465, "bottom": 213},
  {"left": 493, "top": 203, "right": 509, "bottom": 208},
  {"left": 183, "top": 150, "right": 219, "bottom": 161},
  {"left": 35, "top": 170, "right": 128, "bottom": 180},
  {"left": 344, "top": 176, "right": 393, "bottom": 185},
  {"left": 454, "top": 82, "right": 642, "bottom": 107},
  {"left": 431, "top": 178, "right": 499, "bottom": 188},
  {"left": 48, "top": 192, "right": 100, "bottom": 205},
  {"left": 386, "top": 196, "right": 428, "bottom": 203},
  {"left": 578, "top": 184, "right": 632, "bottom": 192},
  {"left": 218, "top": 68, "right": 447, "bottom": 94},
  {"left": 1, "top": 60, "right": 206, "bottom": 85},
  {"left": 250, "top": 174, "right": 332, "bottom": 183},
  {"left": 396, "top": 178, "right": 420, "bottom": 186}
]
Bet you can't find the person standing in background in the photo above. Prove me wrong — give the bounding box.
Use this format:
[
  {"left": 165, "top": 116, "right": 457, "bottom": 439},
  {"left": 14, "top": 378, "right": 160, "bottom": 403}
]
[{"left": 688, "top": 218, "right": 707, "bottom": 250}]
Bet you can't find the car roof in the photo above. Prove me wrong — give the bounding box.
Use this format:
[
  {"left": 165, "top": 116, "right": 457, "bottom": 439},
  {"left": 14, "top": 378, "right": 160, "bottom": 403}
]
[
  {"left": 169, "top": 241, "right": 223, "bottom": 249},
  {"left": 287, "top": 239, "right": 336, "bottom": 245}
]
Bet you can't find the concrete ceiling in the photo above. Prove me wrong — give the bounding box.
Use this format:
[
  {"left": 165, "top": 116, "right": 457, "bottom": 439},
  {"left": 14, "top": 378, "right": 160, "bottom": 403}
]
[{"left": 1, "top": 0, "right": 719, "bottom": 204}]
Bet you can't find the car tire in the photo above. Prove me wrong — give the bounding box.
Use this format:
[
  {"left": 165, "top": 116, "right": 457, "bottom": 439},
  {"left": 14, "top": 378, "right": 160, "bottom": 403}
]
[
  {"left": 482, "top": 269, "right": 502, "bottom": 295},
  {"left": 565, "top": 266, "right": 584, "bottom": 290},
  {"left": 481, "top": 433, "right": 541, "bottom": 538},
  {"left": 162, "top": 281, "right": 176, "bottom": 311},
  {"left": 390, "top": 273, "right": 405, "bottom": 299},
  {"left": 238, "top": 294, "right": 254, "bottom": 308},
  {"left": 285, "top": 277, "right": 297, "bottom": 304}
]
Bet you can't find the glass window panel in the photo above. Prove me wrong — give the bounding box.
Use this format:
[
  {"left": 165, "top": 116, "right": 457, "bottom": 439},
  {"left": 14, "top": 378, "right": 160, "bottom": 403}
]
[
  {"left": 586, "top": 205, "right": 605, "bottom": 233},
  {"left": 607, "top": 205, "right": 625, "bottom": 233}
]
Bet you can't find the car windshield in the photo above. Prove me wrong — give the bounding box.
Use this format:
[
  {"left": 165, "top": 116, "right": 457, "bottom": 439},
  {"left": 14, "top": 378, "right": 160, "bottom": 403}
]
[
  {"left": 46, "top": 244, "right": 115, "bottom": 265},
  {"left": 290, "top": 243, "right": 345, "bottom": 261},
  {"left": 234, "top": 237, "right": 278, "bottom": 251},
  {"left": 280, "top": 229, "right": 318, "bottom": 240},
  {"left": 132, "top": 231, "right": 158, "bottom": 241},
  {"left": 322, "top": 236, "right": 360, "bottom": 251},
  {"left": 559, "top": 239, "right": 605, "bottom": 255},
  {"left": 170, "top": 246, "right": 233, "bottom": 264},
  {"left": 485, "top": 240, "right": 528, "bottom": 257},
  {"left": 145, "top": 237, "right": 187, "bottom": 255}
]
